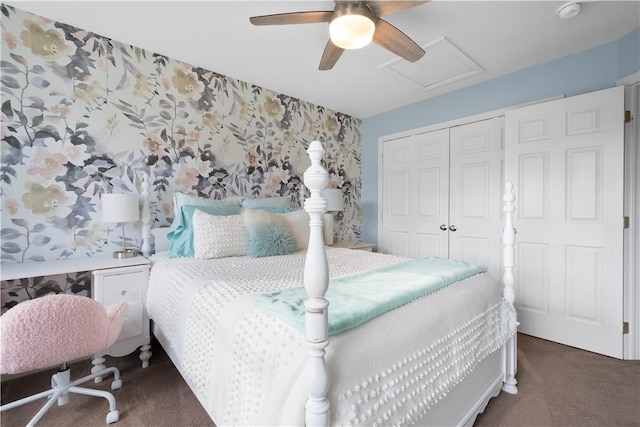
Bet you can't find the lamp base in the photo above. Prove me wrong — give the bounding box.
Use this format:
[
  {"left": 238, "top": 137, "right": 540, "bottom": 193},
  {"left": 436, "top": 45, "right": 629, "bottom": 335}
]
[
  {"left": 113, "top": 249, "right": 138, "bottom": 259},
  {"left": 323, "top": 213, "right": 335, "bottom": 246}
]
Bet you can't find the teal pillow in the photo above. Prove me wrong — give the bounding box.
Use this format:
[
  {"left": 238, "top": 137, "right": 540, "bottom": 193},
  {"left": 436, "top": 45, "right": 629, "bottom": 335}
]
[
  {"left": 168, "top": 204, "right": 241, "bottom": 258},
  {"left": 242, "top": 209, "right": 298, "bottom": 258},
  {"left": 173, "top": 192, "right": 241, "bottom": 217},
  {"left": 241, "top": 196, "right": 292, "bottom": 210}
]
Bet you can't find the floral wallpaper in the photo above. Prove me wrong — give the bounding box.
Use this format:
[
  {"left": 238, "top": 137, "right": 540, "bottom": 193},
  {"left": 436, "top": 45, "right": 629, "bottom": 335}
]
[{"left": 0, "top": 4, "right": 362, "bottom": 311}]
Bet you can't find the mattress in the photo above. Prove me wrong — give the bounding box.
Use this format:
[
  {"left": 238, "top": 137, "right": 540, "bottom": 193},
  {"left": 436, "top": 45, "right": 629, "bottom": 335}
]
[{"left": 146, "top": 248, "right": 517, "bottom": 426}]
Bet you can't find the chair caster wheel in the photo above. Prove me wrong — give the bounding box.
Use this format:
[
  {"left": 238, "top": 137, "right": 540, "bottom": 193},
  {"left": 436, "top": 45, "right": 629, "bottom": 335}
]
[
  {"left": 111, "top": 379, "right": 122, "bottom": 390},
  {"left": 106, "top": 410, "right": 119, "bottom": 424}
]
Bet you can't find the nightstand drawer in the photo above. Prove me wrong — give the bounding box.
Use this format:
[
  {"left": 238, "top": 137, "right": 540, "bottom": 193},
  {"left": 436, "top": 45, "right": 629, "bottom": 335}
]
[{"left": 98, "top": 269, "right": 145, "bottom": 340}]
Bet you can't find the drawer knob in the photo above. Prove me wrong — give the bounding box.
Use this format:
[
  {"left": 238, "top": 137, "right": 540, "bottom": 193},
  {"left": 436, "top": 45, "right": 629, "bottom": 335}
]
[{"left": 121, "top": 290, "right": 127, "bottom": 296}]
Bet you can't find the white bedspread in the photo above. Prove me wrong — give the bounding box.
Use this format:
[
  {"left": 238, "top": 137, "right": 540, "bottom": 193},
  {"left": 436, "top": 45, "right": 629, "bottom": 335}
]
[{"left": 147, "top": 248, "right": 517, "bottom": 426}]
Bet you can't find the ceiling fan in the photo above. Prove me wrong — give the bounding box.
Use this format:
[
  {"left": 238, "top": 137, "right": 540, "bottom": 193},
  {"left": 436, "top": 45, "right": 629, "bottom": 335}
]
[{"left": 250, "top": 1, "right": 428, "bottom": 71}]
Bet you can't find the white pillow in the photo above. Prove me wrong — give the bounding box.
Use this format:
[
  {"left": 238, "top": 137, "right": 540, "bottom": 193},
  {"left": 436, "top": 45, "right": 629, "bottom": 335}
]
[
  {"left": 192, "top": 210, "right": 249, "bottom": 259},
  {"left": 283, "top": 209, "right": 310, "bottom": 249}
]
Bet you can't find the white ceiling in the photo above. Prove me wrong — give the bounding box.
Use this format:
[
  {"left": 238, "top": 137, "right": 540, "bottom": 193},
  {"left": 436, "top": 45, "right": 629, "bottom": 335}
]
[{"left": 5, "top": 1, "right": 640, "bottom": 118}]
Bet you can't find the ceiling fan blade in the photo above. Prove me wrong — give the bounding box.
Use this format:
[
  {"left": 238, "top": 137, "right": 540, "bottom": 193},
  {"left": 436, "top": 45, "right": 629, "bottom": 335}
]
[
  {"left": 250, "top": 11, "right": 332, "bottom": 26},
  {"left": 319, "top": 40, "right": 345, "bottom": 71},
  {"left": 373, "top": 19, "right": 425, "bottom": 62},
  {"left": 366, "top": 1, "right": 429, "bottom": 17}
]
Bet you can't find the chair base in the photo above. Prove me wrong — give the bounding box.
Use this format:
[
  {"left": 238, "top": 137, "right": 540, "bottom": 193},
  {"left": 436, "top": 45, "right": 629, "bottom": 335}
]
[{"left": 0, "top": 363, "right": 122, "bottom": 426}]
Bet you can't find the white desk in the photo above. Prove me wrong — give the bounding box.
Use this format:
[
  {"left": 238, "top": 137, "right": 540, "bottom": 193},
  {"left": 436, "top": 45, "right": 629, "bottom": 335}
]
[
  {"left": 1, "top": 256, "right": 148, "bottom": 281},
  {"left": 1, "top": 256, "right": 152, "bottom": 375}
]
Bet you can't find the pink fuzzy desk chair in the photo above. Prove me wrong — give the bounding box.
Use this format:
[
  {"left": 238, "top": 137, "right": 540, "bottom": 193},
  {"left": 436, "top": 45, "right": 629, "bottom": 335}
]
[{"left": 0, "top": 294, "right": 128, "bottom": 426}]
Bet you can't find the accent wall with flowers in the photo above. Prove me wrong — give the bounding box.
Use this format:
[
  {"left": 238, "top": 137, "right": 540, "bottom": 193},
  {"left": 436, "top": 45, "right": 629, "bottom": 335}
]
[{"left": 0, "top": 4, "right": 362, "bottom": 311}]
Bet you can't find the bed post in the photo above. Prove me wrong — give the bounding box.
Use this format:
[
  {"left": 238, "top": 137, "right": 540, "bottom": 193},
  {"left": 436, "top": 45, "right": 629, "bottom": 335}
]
[
  {"left": 502, "top": 182, "right": 518, "bottom": 394},
  {"left": 141, "top": 172, "right": 152, "bottom": 257},
  {"left": 302, "top": 141, "right": 331, "bottom": 427}
]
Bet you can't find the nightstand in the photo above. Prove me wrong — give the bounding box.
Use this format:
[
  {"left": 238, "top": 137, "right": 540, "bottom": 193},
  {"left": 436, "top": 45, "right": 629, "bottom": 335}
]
[
  {"left": 332, "top": 241, "right": 375, "bottom": 252},
  {"left": 92, "top": 258, "right": 152, "bottom": 380},
  {"left": 1, "top": 256, "right": 152, "bottom": 380}
]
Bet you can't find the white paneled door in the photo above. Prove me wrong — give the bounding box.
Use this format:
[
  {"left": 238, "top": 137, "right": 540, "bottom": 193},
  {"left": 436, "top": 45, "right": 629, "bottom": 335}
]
[
  {"left": 381, "top": 129, "right": 450, "bottom": 259},
  {"left": 381, "top": 118, "right": 505, "bottom": 281},
  {"left": 449, "top": 117, "right": 505, "bottom": 281},
  {"left": 505, "top": 86, "right": 625, "bottom": 358}
]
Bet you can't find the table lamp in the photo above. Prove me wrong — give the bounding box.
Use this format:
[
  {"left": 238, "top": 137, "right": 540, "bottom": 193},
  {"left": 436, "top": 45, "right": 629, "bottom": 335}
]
[
  {"left": 322, "top": 188, "right": 344, "bottom": 245},
  {"left": 102, "top": 193, "right": 140, "bottom": 258}
]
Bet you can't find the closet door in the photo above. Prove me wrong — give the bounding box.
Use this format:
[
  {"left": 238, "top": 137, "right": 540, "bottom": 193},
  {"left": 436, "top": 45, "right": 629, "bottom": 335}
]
[
  {"left": 505, "top": 86, "right": 625, "bottom": 358},
  {"left": 381, "top": 117, "right": 504, "bottom": 279},
  {"left": 449, "top": 117, "right": 505, "bottom": 281},
  {"left": 381, "top": 129, "right": 449, "bottom": 257}
]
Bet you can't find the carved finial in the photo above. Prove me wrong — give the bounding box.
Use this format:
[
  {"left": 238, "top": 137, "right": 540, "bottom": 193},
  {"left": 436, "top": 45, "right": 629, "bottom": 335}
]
[
  {"left": 304, "top": 141, "right": 329, "bottom": 199},
  {"left": 307, "top": 140, "right": 324, "bottom": 165},
  {"left": 503, "top": 182, "right": 515, "bottom": 212}
]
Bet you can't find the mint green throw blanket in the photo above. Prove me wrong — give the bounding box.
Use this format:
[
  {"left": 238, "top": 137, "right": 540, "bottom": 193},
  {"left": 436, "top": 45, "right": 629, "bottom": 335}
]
[{"left": 255, "top": 257, "right": 487, "bottom": 336}]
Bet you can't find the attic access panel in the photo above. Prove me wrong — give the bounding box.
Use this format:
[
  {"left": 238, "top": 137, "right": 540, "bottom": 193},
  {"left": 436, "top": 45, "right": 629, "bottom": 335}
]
[{"left": 380, "top": 37, "right": 483, "bottom": 91}]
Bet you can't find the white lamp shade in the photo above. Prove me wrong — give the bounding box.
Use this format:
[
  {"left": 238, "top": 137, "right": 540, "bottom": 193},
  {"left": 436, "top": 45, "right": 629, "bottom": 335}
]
[
  {"left": 322, "top": 188, "right": 344, "bottom": 212},
  {"left": 102, "top": 193, "right": 140, "bottom": 223}
]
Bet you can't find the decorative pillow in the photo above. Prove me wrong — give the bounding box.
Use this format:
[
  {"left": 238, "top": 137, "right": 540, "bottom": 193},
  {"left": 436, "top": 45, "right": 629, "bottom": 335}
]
[
  {"left": 173, "top": 191, "right": 241, "bottom": 217},
  {"left": 167, "top": 204, "right": 241, "bottom": 258},
  {"left": 192, "top": 210, "right": 249, "bottom": 259},
  {"left": 242, "top": 209, "right": 298, "bottom": 258},
  {"left": 283, "top": 209, "right": 310, "bottom": 249},
  {"left": 241, "top": 196, "right": 292, "bottom": 210}
]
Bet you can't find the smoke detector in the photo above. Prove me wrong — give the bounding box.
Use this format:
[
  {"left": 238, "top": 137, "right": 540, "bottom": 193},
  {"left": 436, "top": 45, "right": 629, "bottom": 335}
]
[{"left": 556, "top": 2, "right": 583, "bottom": 19}]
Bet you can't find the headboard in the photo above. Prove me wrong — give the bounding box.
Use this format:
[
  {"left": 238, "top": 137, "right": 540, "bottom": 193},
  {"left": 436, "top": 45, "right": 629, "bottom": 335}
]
[{"left": 151, "top": 228, "right": 170, "bottom": 253}]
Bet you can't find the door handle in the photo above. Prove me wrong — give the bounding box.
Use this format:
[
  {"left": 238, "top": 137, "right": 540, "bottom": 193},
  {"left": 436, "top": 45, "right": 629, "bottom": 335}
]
[
  {"left": 439, "top": 224, "right": 448, "bottom": 231},
  {"left": 449, "top": 225, "right": 457, "bottom": 232}
]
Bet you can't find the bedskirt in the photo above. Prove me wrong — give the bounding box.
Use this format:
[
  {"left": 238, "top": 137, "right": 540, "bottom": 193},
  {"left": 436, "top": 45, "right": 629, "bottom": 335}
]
[{"left": 146, "top": 248, "right": 517, "bottom": 426}]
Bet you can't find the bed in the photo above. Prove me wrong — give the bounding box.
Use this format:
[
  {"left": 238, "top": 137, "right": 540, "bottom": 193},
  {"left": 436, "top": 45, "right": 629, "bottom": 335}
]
[{"left": 140, "top": 141, "right": 518, "bottom": 426}]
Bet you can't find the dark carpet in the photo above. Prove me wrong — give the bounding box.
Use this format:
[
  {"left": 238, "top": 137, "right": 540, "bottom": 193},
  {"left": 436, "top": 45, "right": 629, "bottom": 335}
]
[{"left": 2, "top": 334, "right": 639, "bottom": 426}]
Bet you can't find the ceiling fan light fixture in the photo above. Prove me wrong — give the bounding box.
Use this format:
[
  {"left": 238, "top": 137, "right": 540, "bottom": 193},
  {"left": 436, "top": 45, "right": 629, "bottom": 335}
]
[{"left": 329, "top": 4, "right": 376, "bottom": 50}]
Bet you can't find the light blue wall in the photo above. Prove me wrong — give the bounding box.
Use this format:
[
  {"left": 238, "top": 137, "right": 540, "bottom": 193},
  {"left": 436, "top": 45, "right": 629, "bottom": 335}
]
[
  {"left": 619, "top": 27, "right": 640, "bottom": 79},
  {"left": 361, "top": 28, "right": 640, "bottom": 246}
]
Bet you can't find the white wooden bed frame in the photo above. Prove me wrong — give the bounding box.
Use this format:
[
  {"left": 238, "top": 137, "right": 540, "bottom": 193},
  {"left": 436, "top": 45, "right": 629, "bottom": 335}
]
[{"left": 140, "top": 140, "right": 518, "bottom": 426}]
